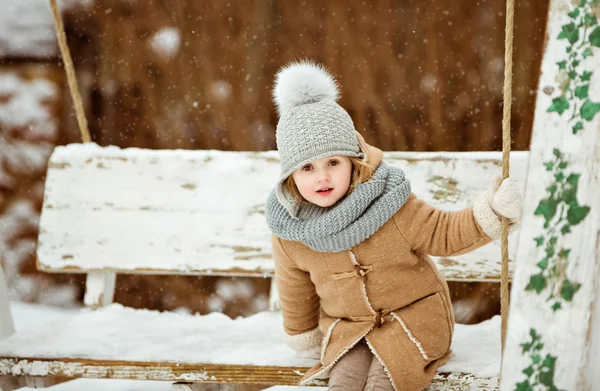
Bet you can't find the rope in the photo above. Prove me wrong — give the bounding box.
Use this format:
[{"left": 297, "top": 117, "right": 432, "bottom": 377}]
[
  {"left": 49, "top": 0, "right": 92, "bottom": 143},
  {"left": 500, "top": 0, "right": 515, "bottom": 355}
]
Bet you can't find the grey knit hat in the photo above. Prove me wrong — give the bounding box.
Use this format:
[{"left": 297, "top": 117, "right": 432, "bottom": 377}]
[{"left": 272, "top": 61, "right": 363, "bottom": 216}]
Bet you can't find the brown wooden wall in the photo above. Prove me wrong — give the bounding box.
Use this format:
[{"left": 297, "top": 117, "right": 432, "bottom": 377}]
[{"left": 63, "top": 0, "right": 549, "bottom": 152}]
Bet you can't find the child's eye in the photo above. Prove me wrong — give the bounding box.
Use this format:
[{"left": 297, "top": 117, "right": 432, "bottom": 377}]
[
  {"left": 329, "top": 160, "right": 339, "bottom": 166},
  {"left": 302, "top": 164, "right": 313, "bottom": 171}
]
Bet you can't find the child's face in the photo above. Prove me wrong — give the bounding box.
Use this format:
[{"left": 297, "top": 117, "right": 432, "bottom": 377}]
[{"left": 291, "top": 155, "right": 352, "bottom": 208}]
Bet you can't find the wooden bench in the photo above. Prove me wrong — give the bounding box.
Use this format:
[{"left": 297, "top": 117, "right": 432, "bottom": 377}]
[{"left": 0, "top": 145, "right": 528, "bottom": 390}]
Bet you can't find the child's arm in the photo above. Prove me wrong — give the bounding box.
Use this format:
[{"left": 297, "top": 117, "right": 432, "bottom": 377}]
[
  {"left": 393, "top": 178, "right": 521, "bottom": 257},
  {"left": 272, "top": 235, "right": 322, "bottom": 358}
]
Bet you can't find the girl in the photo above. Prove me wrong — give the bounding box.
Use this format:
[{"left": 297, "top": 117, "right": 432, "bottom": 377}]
[{"left": 265, "top": 61, "right": 522, "bottom": 391}]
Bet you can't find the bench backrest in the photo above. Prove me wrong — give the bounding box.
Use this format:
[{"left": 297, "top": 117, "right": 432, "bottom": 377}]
[{"left": 37, "top": 143, "right": 528, "bottom": 282}]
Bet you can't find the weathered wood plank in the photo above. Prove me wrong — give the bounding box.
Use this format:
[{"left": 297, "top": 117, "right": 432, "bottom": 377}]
[
  {"left": 499, "top": 0, "right": 600, "bottom": 390},
  {"left": 37, "top": 146, "right": 528, "bottom": 282},
  {"left": 0, "top": 358, "right": 498, "bottom": 389}
]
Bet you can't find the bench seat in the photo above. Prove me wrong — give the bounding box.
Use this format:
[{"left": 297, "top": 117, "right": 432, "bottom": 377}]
[{"left": 0, "top": 304, "right": 500, "bottom": 389}]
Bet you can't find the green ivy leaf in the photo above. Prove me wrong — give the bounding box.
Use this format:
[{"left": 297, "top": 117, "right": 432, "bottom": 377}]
[
  {"left": 552, "top": 302, "right": 562, "bottom": 311},
  {"left": 561, "top": 279, "right": 581, "bottom": 301},
  {"left": 568, "top": 70, "right": 577, "bottom": 79},
  {"left": 553, "top": 148, "right": 562, "bottom": 158},
  {"left": 573, "top": 59, "right": 580, "bottom": 68},
  {"left": 530, "top": 328, "right": 540, "bottom": 340},
  {"left": 522, "top": 365, "right": 534, "bottom": 377},
  {"left": 537, "top": 257, "right": 548, "bottom": 270},
  {"left": 582, "top": 48, "right": 593, "bottom": 58},
  {"left": 521, "top": 341, "right": 533, "bottom": 353},
  {"left": 548, "top": 96, "right": 570, "bottom": 114},
  {"left": 526, "top": 273, "right": 547, "bottom": 293},
  {"left": 539, "top": 368, "right": 555, "bottom": 386},
  {"left": 534, "top": 236, "right": 545, "bottom": 247},
  {"left": 572, "top": 121, "right": 584, "bottom": 133},
  {"left": 535, "top": 198, "right": 558, "bottom": 225},
  {"left": 567, "top": 204, "right": 590, "bottom": 225},
  {"left": 543, "top": 355, "right": 557, "bottom": 369},
  {"left": 566, "top": 173, "right": 581, "bottom": 187},
  {"left": 556, "top": 60, "right": 567, "bottom": 69},
  {"left": 555, "top": 172, "right": 565, "bottom": 182},
  {"left": 544, "top": 162, "right": 554, "bottom": 171},
  {"left": 561, "top": 23, "right": 580, "bottom": 44},
  {"left": 532, "top": 354, "right": 542, "bottom": 364},
  {"left": 580, "top": 99, "right": 600, "bottom": 121},
  {"left": 575, "top": 85, "right": 589, "bottom": 99},
  {"left": 515, "top": 380, "right": 533, "bottom": 391},
  {"left": 585, "top": 14, "right": 598, "bottom": 27},
  {"left": 558, "top": 162, "right": 568, "bottom": 169},
  {"left": 568, "top": 9, "right": 579, "bottom": 19},
  {"left": 558, "top": 249, "right": 571, "bottom": 259},
  {"left": 590, "top": 26, "right": 600, "bottom": 47},
  {"left": 561, "top": 224, "right": 572, "bottom": 234},
  {"left": 581, "top": 71, "right": 592, "bottom": 81}
]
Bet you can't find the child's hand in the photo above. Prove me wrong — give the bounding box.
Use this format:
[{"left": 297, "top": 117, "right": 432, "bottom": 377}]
[
  {"left": 488, "top": 176, "right": 522, "bottom": 222},
  {"left": 285, "top": 328, "right": 323, "bottom": 361}
]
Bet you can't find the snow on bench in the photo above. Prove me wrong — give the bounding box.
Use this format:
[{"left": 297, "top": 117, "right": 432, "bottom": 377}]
[
  {"left": 0, "top": 303, "right": 501, "bottom": 388},
  {"left": 36, "top": 144, "right": 528, "bottom": 281}
]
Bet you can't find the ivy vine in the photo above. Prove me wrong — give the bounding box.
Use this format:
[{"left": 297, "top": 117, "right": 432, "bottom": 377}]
[
  {"left": 515, "top": 329, "right": 564, "bottom": 391},
  {"left": 526, "top": 0, "right": 596, "bottom": 310},
  {"left": 547, "top": 0, "right": 600, "bottom": 132},
  {"left": 526, "top": 149, "right": 589, "bottom": 311}
]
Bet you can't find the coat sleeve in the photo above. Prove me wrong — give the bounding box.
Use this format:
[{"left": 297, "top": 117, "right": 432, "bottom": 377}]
[
  {"left": 272, "top": 235, "right": 320, "bottom": 336},
  {"left": 393, "top": 192, "right": 499, "bottom": 257}
]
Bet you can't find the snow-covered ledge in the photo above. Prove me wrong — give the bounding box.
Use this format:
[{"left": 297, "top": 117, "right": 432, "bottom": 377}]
[{"left": 0, "top": 259, "right": 15, "bottom": 339}]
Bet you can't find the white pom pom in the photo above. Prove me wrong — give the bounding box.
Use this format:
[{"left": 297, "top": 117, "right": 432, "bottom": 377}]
[{"left": 273, "top": 61, "right": 339, "bottom": 114}]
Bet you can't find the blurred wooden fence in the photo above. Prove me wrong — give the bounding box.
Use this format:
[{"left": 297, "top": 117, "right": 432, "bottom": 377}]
[{"left": 63, "top": 0, "right": 549, "bottom": 152}]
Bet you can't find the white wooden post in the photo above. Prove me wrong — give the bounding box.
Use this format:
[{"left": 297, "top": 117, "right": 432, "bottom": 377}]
[
  {"left": 0, "top": 258, "right": 15, "bottom": 339},
  {"left": 500, "top": 0, "right": 600, "bottom": 390},
  {"left": 83, "top": 271, "right": 116, "bottom": 308}
]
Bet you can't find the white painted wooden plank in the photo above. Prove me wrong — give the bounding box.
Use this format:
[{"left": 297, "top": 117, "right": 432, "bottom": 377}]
[
  {"left": 0, "top": 261, "right": 15, "bottom": 339},
  {"left": 83, "top": 272, "right": 116, "bottom": 308},
  {"left": 500, "top": 0, "right": 600, "bottom": 389},
  {"left": 37, "top": 146, "right": 527, "bottom": 280}
]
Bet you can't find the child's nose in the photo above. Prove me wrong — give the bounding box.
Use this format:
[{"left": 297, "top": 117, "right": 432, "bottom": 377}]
[{"left": 317, "top": 171, "right": 330, "bottom": 183}]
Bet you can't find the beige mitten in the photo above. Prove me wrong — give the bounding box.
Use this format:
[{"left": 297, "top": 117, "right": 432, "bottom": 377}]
[{"left": 285, "top": 328, "right": 323, "bottom": 360}]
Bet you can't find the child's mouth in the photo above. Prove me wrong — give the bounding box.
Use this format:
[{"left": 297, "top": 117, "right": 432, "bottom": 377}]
[{"left": 316, "top": 188, "right": 333, "bottom": 196}]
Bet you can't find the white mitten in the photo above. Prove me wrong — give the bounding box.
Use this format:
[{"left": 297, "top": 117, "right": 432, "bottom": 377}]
[
  {"left": 473, "top": 176, "right": 522, "bottom": 239},
  {"left": 489, "top": 176, "right": 523, "bottom": 222},
  {"left": 285, "top": 328, "right": 323, "bottom": 361}
]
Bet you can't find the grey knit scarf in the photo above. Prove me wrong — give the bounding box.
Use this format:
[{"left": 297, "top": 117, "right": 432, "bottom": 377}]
[{"left": 265, "top": 162, "right": 411, "bottom": 252}]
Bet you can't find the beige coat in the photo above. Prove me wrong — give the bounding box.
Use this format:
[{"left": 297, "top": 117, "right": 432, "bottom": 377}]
[{"left": 272, "top": 145, "right": 502, "bottom": 391}]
